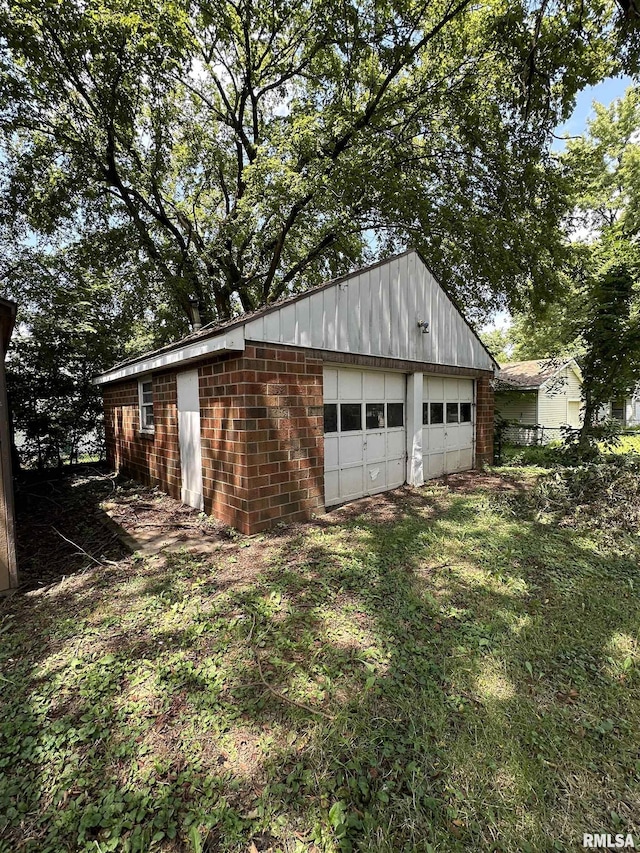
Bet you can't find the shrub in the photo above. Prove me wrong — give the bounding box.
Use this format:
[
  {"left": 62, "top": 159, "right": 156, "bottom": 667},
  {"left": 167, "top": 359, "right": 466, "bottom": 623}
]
[{"left": 500, "top": 442, "right": 565, "bottom": 468}]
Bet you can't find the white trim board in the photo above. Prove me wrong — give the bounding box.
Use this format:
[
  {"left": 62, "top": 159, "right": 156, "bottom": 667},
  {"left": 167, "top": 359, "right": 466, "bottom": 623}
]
[{"left": 93, "top": 329, "right": 246, "bottom": 385}]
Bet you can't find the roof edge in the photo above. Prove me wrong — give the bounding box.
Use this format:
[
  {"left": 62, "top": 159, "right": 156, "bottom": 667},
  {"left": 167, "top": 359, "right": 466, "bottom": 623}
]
[
  {"left": 93, "top": 328, "right": 246, "bottom": 385},
  {"left": 95, "top": 250, "right": 420, "bottom": 379},
  {"left": 94, "top": 248, "right": 498, "bottom": 380},
  {"left": 538, "top": 357, "right": 583, "bottom": 389}
]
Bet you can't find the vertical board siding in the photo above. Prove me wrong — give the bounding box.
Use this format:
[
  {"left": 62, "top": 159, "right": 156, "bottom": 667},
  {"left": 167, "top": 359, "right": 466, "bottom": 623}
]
[
  {"left": 245, "top": 251, "right": 494, "bottom": 371},
  {"left": 348, "top": 277, "right": 361, "bottom": 353}
]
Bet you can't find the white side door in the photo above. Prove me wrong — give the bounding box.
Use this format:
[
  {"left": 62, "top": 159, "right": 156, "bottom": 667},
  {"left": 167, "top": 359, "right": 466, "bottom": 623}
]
[
  {"left": 176, "top": 369, "right": 204, "bottom": 511},
  {"left": 567, "top": 400, "right": 582, "bottom": 428}
]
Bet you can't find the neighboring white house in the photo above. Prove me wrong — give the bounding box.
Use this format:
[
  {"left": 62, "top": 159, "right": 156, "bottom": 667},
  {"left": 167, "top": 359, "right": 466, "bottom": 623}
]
[
  {"left": 495, "top": 359, "right": 583, "bottom": 444},
  {"left": 605, "top": 391, "right": 640, "bottom": 428},
  {"left": 495, "top": 358, "right": 640, "bottom": 444}
]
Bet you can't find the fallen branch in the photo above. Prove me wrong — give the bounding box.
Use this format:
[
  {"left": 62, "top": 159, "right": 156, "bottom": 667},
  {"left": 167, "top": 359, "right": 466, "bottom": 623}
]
[
  {"left": 250, "top": 616, "right": 334, "bottom": 721},
  {"left": 51, "top": 527, "right": 119, "bottom": 568}
]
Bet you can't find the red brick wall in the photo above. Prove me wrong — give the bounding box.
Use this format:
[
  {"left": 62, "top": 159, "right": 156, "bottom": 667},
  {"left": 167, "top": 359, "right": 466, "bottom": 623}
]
[
  {"left": 103, "top": 373, "right": 181, "bottom": 500},
  {"left": 103, "top": 343, "right": 324, "bottom": 534},
  {"left": 475, "top": 375, "right": 495, "bottom": 465},
  {"left": 198, "top": 343, "right": 324, "bottom": 533}
]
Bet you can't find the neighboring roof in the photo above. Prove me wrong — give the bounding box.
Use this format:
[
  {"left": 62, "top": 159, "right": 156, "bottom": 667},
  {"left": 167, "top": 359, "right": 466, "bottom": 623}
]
[
  {"left": 94, "top": 250, "right": 498, "bottom": 385},
  {"left": 496, "top": 358, "right": 581, "bottom": 391},
  {"left": 0, "top": 298, "right": 17, "bottom": 354}
]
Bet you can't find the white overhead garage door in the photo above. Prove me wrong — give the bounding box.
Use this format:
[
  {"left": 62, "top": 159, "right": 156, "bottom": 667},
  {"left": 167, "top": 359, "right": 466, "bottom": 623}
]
[
  {"left": 324, "top": 367, "right": 406, "bottom": 506},
  {"left": 423, "top": 377, "right": 474, "bottom": 478}
]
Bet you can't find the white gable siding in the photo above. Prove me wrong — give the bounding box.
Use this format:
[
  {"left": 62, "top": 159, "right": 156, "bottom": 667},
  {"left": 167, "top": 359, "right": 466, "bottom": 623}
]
[
  {"left": 538, "top": 366, "right": 583, "bottom": 430},
  {"left": 243, "top": 252, "right": 493, "bottom": 371}
]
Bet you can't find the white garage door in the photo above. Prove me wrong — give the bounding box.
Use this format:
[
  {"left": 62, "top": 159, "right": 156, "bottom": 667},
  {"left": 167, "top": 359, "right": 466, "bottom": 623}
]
[
  {"left": 324, "top": 367, "right": 406, "bottom": 506},
  {"left": 423, "top": 377, "right": 474, "bottom": 478}
]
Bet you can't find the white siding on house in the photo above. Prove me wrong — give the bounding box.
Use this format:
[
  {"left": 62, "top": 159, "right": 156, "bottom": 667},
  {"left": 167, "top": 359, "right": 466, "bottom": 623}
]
[
  {"left": 496, "top": 363, "right": 584, "bottom": 445},
  {"left": 244, "top": 251, "right": 494, "bottom": 371},
  {"left": 538, "top": 366, "right": 583, "bottom": 431},
  {"left": 624, "top": 395, "right": 640, "bottom": 427},
  {"left": 607, "top": 395, "right": 640, "bottom": 426},
  {"left": 495, "top": 392, "right": 538, "bottom": 425},
  {"left": 495, "top": 391, "right": 539, "bottom": 445},
  {"left": 629, "top": 399, "right": 640, "bottom": 426}
]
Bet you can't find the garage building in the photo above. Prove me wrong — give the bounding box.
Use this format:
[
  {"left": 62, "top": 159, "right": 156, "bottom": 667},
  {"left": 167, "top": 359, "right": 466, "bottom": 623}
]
[{"left": 95, "top": 251, "right": 497, "bottom": 533}]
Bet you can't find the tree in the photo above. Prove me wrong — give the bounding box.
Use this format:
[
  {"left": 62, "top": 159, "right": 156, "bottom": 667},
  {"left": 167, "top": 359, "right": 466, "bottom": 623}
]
[
  {"left": 488, "top": 87, "right": 640, "bottom": 370},
  {"left": 561, "top": 88, "right": 640, "bottom": 448},
  {"left": 564, "top": 86, "right": 640, "bottom": 241},
  {"left": 577, "top": 254, "right": 640, "bottom": 450},
  {"left": 1, "top": 0, "right": 635, "bottom": 330},
  {"left": 506, "top": 270, "right": 589, "bottom": 362},
  {"left": 479, "top": 327, "right": 512, "bottom": 365},
  {"left": 4, "top": 239, "right": 152, "bottom": 468}
]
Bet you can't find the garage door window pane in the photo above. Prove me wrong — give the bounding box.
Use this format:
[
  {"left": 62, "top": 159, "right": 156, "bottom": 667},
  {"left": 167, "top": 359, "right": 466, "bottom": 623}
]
[
  {"left": 446, "top": 403, "right": 459, "bottom": 423},
  {"left": 430, "top": 402, "right": 444, "bottom": 424},
  {"left": 422, "top": 403, "right": 429, "bottom": 425},
  {"left": 460, "top": 402, "right": 472, "bottom": 423},
  {"left": 340, "top": 403, "right": 362, "bottom": 431},
  {"left": 366, "top": 403, "right": 385, "bottom": 429},
  {"left": 387, "top": 403, "right": 404, "bottom": 428},
  {"left": 324, "top": 404, "right": 338, "bottom": 433}
]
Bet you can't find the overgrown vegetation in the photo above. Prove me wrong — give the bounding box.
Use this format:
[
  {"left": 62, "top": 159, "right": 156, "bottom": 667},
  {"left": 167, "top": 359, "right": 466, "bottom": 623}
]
[
  {"left": 481, "top": 88, "right": 640, "bottom": 439},
  {"left": 1, "top": 464, "right": 639, "bottom": 852},
  {"left": 497, "top": 442, "right": 640, "bottom": 533}
]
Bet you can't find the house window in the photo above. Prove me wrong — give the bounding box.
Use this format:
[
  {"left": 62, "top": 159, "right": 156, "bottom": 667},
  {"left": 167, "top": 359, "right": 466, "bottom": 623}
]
[
  {"left": 460, "top": 402, "right": 472, "bottom": 423},
  {"left": 138, "top": 378, "right": 154, "bottom": 433},
  {"left": 611, "top": 398, "right": 625, "bottom": 423},
  {"left": 446, "top": 403, "right": 459, "bottom": 424}
]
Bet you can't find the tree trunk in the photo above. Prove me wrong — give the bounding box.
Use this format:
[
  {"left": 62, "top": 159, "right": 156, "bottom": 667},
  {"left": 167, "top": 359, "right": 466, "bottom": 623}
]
[{"left": 578, "top": 392, "right": 598, "bottom": 454}]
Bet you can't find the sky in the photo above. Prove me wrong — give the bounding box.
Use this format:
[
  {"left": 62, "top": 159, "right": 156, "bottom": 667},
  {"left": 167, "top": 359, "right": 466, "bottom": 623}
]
[
  {"left": 483, "top": 73, "right": 635, "bottom": 334},
  {"left": 554, "top": 74, "right": 634, "bottom": 146}
]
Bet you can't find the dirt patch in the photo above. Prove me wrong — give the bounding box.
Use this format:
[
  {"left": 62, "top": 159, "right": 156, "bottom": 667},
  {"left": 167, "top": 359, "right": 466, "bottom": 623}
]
[
  {"left": 439, "top": 470, "right": 534, "bottom": 493},
  {"left": 320, "top": 470, "right": 532, "bottom": 524},
  {"left": 101, "top": 482, "right": 230, "bottom": 556},
  {"left": 13, "top": 467, "right": 240, "bottom": 591},
  {"left": 13, "top": 467, "right": 531, "bottom": 591},
  {"left": 321, "top": 485, "right": 429, "bottom": 524},
  {"left": 14, "top": 466, "right": 129, "bottom": 591}
]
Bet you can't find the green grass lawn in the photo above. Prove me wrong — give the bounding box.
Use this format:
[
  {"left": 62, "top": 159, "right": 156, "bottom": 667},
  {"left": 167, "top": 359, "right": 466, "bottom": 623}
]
[
  {"left": 1, "top": 469, "right": 639, "bottom": 852},
  {"left": 611, "top": 434, "right": 640, "bottom": 455},
  {"left": 499, "top": 434, "right": 640, "bottom": 466}
]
